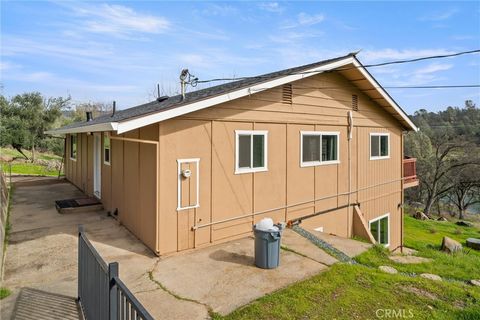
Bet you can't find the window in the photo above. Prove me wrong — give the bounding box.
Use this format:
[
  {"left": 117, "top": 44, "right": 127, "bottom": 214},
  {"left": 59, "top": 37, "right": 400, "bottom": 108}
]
[
  {"left": 370, "top": 133, "right": 389, "bottom": 159},
  {"left": 301, "top": 131, "right": 339, "bottom": 167},
  {"left": 70, "top": 134, "right": 77, "bottom": 160},
  {"left": 369, "top": 214, "right": 389, "bottom": 246},
  {"left": 104, "top": 133, "right": 111, "bottom": 165},
  {"left": 235, "top": 130, "right": 268, "bottom": 174}
]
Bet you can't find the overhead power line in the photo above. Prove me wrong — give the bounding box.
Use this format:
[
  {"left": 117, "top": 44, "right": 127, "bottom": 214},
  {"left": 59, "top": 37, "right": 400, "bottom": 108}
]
[
  {"left": 247, "top": 84, "right": 480, "bottom": 92},
  {"left": 363, "top": 49, "right": 480, "bottom": 68},
  {"left": 196, "top": 49, "right": 480, "bottom": 85},
  {"left": 383, "top": 85, "right": 480, "bottom": 89}
]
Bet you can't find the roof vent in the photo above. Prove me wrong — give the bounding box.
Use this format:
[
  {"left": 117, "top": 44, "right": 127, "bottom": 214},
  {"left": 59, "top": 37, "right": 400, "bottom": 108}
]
[
  {"left": 157, "top": 96, "right": 169, "bottom": 103},
  {"left": 282, "top": 84, "right": 293, "bottom": 104},
  {"left": 352, "top": 94, "right": 358, "bottom": 111},
  {"left": 111, "top": 101, "right": 116, "bottom": 117},
  {"left": 86, "top": 111, "right": 93, "bottom": 122}
]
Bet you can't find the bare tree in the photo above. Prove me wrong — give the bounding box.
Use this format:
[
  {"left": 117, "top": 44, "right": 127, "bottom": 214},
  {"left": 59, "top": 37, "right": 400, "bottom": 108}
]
[
  {"left": 415, "top": 135, "right": 479, "bottom": 215},
  {"left": 447, "top": 164, "right": 480, "bottom": 219}
]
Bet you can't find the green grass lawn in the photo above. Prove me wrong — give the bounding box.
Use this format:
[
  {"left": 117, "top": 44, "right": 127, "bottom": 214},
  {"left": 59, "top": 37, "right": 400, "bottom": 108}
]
[
  {"left": 356, "top": 216, "right": 480, "bottom": 281},
  {"left": 7, "top": 163, "right": 60, "bottom": 176},
  {"left": 1, "top": 147, "right": 63, "bottom": 176},
  {"left": 215, "top": 215, "right": 480, "bottom": 320},
  {"left": 215, "top": 263, "right": 480, "bottom": 320}
]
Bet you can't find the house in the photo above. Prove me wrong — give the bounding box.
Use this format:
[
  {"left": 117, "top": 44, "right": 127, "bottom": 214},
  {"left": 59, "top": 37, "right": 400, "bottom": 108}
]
[{"left": 46, "top": 53, "right": 419, "bottom": 255}]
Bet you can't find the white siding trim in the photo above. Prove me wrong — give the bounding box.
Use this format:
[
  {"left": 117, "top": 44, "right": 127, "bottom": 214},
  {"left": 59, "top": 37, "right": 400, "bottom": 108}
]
[
  {"left": 300, "top": 131, "right": 340, "bottom": 167},
  {"left": 235, "top": 130, "right": 268, "bottom": 174},
  {"left": 351, "top": 59, "right": 418, "bottom": 132},
  {"left": 103, "top": 132, "right": 111, "bottom": 166},
  {"left": 369, "top": 213, "right": 390, "bottom": 247},
  {"left": 177, "top": 158, "right": 200, "bottom": 211},
  {"left": 369, "top": 132, "right": 390, "bottom": 160}
]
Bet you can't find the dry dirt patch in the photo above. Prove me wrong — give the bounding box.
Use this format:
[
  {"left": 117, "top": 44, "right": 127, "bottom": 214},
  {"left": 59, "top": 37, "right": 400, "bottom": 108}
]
[
  {"left": 399, "top": 285, "right": 438, "bottom": 301},
  {"left": 389, "top": 255, "right": 432, "bottom": 264}
]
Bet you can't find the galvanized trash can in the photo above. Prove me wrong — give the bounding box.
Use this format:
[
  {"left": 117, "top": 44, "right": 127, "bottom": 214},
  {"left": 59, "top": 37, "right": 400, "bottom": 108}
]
[{"left": 253, "top": 220, "right": 285, "bottom": 269}]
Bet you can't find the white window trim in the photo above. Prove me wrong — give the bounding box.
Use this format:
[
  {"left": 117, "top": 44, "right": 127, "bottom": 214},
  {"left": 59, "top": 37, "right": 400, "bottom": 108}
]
[
  {"left": 103, "top": 132, "right": 111, "bottom": 166},
  {"left": 369, "top": 132, "right": 390, "bottom": 160},
  {"left": 369, "top": 213, "right": 390, "bottom": 247},
  {"left": 300, "top": 131, "right": 340, "bottom": 167},
  {"left": 70, "top": 134, "right": 77, "bottom": 161},
  {"left": 235, "top": 130, "right": 268, "bottom": 174},
  {"left": 177, "top": 158, "right": 200, "bottom": 211}
]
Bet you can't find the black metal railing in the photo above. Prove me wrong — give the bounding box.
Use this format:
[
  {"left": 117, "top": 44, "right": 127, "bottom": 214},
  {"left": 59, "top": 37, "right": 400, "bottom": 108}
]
[{"left": 78, "top": 225, "right": 154, "bottom": 320}]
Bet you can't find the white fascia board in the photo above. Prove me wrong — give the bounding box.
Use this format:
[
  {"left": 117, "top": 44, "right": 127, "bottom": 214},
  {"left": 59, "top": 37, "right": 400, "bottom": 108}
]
[
  {"left": 44, "top": 122, "right": 118, "bottom": 135},
  {"left": 351, "top": 60, "right": 418, "bottom": 132},
  {"left": 116, "top": 57, "right": 356, "bottom": 134}
]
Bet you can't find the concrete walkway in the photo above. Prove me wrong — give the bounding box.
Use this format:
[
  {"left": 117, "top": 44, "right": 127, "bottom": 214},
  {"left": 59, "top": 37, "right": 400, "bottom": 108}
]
[
  {"left": 1, "top": 178, "right": 339, "bottom": 319},
  {"left": 150, "top": 230, "right": 329, "bottom": 315},
  {"left": 0, "top": 178, "right": 207, "bottom": 320}
]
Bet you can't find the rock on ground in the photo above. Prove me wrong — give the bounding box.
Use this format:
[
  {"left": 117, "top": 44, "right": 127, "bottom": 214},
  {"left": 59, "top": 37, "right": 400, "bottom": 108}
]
[
  {"left": 456, "top": 221, "right": 473, "bottom": 227},
  {"left": 441, "top": 236, "right": 462, "bottom": 254},
  {"left": 420, "top": 273, "right": 442, "bottom": 281},
  {"left": 379, "top": 266, "right": 398, "bottom": 274},
  {"left": 468, "top": 280, "right": 480, "bottom": 287},
  {"left": 413, "top": 211, "right": 429, "bottom": 220},
  {"left": 466, "top": 238, "right": 480, "bottom": 250},
  {"left": 437, "top": 217, "right": 448, "bottom": 222},
  {"left": 393, "top": 247, "right": 418, "bottom": 256}
]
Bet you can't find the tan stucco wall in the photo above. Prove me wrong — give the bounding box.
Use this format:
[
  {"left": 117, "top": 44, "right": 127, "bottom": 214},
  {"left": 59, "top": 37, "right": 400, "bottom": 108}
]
[
  {"left": 157, "top": 72, "right": 405, "bottom": 254},
  {"left": 65, "top": 125, "right": 159, "bottom": 253},
  {"left": 65, "top": 132, "right": 94, "bottom": 195},
  {"left": 65, "top": 71, "right": 405, "bottom": 255}
]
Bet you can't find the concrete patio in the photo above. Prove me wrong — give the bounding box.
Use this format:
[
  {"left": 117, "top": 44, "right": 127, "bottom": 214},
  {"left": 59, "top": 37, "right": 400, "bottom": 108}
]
[{"left": 1, "top": 177, "right": 370, "bottom": 319}]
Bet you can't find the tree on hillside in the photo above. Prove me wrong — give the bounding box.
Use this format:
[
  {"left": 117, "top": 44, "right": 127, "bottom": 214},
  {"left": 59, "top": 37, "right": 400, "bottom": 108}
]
[
  {"left": 0, "top": 92, "right": 70, "bottom": 161},
  {"left": 447, "top": 164, "right": 480, "bottom": 219},
  {"left": 405, "top": 101, "right": 480, "bottom": 216}
]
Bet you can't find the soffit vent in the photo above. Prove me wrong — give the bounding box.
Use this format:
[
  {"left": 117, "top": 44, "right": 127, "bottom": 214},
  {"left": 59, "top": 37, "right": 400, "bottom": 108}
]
[
  {"left": 282, "top": 84, "right": 293, "bottom": 104},
  {"left": 352, "top": 94, "right": 358, "bottom": 111}
]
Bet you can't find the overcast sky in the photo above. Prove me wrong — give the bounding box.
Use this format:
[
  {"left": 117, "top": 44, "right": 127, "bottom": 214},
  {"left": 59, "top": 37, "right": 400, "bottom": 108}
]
[{"left": 1, "top": 1, "right": 479, "bottom": 114}]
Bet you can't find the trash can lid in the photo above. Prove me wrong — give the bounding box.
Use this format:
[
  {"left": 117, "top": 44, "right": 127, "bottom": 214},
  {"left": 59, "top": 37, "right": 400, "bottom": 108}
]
[{"left": 255, "top": 218, "right": 274, "bottom": 231}]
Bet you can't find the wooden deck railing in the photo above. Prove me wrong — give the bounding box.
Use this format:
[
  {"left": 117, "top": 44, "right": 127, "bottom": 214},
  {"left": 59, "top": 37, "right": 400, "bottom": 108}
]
[{"left": 403, "top": 157, "right": 418, "bottom": 184}]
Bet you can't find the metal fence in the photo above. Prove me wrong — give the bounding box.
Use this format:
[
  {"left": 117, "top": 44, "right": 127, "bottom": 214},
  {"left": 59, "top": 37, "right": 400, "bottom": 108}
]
[
  {"left": 78, "top": 225, "right": 154, "bottom": 320},
  {"left": 0, "top": 164, "right": 12, "bottom": 280}
]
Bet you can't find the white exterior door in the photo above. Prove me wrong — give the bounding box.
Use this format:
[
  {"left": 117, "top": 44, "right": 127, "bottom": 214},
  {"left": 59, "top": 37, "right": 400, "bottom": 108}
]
[{"left": 93, "top": 133, "right": 102, "bottom": 198}]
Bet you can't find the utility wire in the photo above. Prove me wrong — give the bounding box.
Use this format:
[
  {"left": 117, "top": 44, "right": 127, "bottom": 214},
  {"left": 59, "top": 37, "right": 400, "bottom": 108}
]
[
  {"left": 196, "top": 49, "right": 480, "bottom": 84},
  {"left": 364, "top": 49, "right": 480, "bottom": 67},
  {"left": 249, "top": 84, "right": 480, "bottom": 91}
]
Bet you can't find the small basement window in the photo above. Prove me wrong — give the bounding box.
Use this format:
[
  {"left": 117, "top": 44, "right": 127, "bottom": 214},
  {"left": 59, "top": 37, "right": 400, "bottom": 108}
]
[
  {"left": 370, "top": 133, "right": 389, "bottom": 160},
  {"left": 235, "top": 130, "right": 268, "bottom": 174},
  {"left": 369, "top": 214, "right": 389, "bottom": 246},
  {"left": 70, "top": 134, "right": 77, "bottom": 160},
  {"left": 104, "top": 133, "right": 111, "bottom": 165},
  {"left": 301, "top": 131, "right": 339, "bottom": 167}
]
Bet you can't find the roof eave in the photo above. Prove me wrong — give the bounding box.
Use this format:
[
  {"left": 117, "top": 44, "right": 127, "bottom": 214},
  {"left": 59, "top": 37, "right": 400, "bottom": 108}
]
[
  {"left": 351, "top": 58, "right": 418, "bottom": 132},
  {"left": 44, "top": 122, "right": 118, "bottom": 135}
]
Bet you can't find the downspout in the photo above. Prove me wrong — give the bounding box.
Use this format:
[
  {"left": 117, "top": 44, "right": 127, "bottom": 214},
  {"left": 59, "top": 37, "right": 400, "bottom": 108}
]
[
  {"left": 347, "top": 111, "right": 353, "bottom": 236},
  {"left": 400, "top": 132, "right": 405, "bottom": 253}
]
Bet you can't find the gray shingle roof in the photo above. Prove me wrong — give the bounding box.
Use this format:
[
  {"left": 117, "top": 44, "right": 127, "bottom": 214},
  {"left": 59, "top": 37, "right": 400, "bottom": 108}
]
[{"left": 55, "top": 53, "right": 356, "bottom": 131}]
